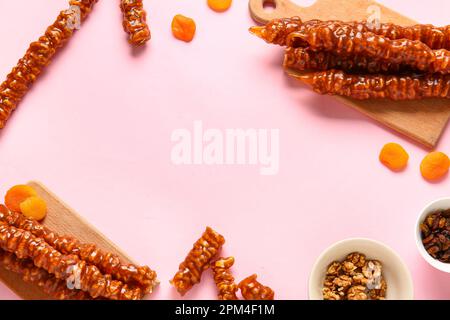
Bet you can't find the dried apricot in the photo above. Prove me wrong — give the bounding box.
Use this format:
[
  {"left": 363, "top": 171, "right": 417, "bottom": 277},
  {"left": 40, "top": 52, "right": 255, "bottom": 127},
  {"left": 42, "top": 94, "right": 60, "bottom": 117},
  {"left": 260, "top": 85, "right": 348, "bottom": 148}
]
[
  {"left": 5, "top": 185, "right": 38, "bottom": 212},
  {"left": 379, "top": 143, "right": 409, "bottom": 171},
  {"left": 207, "top": 0, "right": 232, "bottom": 12},
  {"left": 19, "top": 196, "right": 47, "bottom": 221},
  {"left": 420, "top": 151, "right": 450, "bottom": 181},
  {"left": 172, "top": 14, "right": 196, "bottom": 42}
]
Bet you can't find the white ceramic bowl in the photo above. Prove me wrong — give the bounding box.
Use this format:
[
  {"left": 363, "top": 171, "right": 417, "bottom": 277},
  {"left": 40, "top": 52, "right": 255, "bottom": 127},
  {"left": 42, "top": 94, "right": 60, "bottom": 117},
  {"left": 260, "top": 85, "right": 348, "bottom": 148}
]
[
  {"left": 415, "top": 197, "right": 450, "bottom": 273},
  {"left": 309, "top": 238, "right": 414, "bottom": 300}
]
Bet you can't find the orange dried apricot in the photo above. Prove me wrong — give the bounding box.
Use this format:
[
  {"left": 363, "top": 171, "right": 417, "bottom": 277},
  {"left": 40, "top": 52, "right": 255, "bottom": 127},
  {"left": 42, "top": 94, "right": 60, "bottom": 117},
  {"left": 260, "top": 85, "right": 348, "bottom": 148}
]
[
  {"left": 420, "top": 151, "right": 450, "bottom": 181},
  {"left": 379, "top": 143, "right": 409, "bottom": 171},
  {"left": 207, "top": 0, "right": 232, "bottom": 12},
  {"left": 5, "top": 185, "right": 38, "bottom": 212},
  {"left": 172, "top": 14, "right": 196, "bottom": 42},
  {"left": 19, "top": 196, "right": 47, "bottom": 221}
]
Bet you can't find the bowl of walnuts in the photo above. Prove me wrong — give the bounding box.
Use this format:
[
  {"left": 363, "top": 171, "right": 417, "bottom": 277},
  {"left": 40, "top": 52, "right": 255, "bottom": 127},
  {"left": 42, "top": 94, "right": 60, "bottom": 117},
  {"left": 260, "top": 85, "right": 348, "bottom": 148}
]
[
  {"left": 416, "top": 198, "right": 450, "bottom": 273},
  {"left": 309, "top": 238, "right": 414, "bottom": 300}
]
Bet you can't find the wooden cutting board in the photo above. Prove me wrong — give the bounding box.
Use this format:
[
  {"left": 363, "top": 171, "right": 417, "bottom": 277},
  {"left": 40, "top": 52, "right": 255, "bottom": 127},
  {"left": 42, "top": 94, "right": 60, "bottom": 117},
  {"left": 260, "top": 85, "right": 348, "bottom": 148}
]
[
  {"left": 0, "top": 181, "right": 134, "bottom": 300},
  {"left": 249, "top": 0, "right": 450, "bottom": 148}
]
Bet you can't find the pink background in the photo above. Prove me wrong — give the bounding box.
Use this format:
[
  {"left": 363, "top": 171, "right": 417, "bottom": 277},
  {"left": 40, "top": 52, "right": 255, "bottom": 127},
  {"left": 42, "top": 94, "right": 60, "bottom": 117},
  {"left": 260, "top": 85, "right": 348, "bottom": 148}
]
[{"left": 0, "top": 0, "right": 450, "bottom": 299}]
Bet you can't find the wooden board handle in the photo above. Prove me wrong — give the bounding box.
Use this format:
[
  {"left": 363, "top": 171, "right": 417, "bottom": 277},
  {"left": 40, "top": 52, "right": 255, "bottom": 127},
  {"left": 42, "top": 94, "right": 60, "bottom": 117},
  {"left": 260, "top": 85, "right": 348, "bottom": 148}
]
[
  {"left": 249, "top": 0, "right": 417, "bottom": 25},
  {"left": 249, "top": 0, "right": 302, "bottom": 24}
]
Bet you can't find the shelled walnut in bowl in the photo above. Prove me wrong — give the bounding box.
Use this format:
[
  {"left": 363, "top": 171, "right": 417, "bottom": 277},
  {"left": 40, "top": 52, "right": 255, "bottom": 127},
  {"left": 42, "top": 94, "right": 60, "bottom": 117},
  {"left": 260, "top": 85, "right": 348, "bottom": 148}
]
[
  {"left": 322, "top": 252, "right": 387, "bottom": 300},
  {"left": 309, "top": 238, "right": 413, "bottom": 300}
]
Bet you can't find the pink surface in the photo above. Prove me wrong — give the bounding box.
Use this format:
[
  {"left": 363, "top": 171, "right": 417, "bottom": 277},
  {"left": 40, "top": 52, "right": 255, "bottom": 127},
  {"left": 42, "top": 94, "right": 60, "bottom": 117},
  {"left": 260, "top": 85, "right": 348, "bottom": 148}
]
[{"left": 0, "top": 0, "right": 450, "bottom": 300}]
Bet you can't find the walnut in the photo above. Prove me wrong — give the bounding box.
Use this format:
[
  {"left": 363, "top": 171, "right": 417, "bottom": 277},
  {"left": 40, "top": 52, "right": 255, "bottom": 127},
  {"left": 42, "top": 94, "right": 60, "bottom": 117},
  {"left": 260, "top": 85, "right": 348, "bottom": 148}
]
[
  {"left": 326, "top": 261, "right": 342, "bottom": 276},
  {"left": 345, "top": 252, "right": 367, "bottom": 268},
  {"left": 323, "top": 287, "right": 341, "bottom": 300},
  {"left": 352, "top": 273, "right": 368, "bottom": 286},
  {"left": 342, "top": 261, "right": 357, "bottom": 275},
  {"left": 333, "top": 275, "right": 352, "bottom": 290},
  {"left": 368, "top": 278, "right": 387, "bottom": 300},
  {"left": 347, "top": 285, "right": 368, "bottom": 300},
  {"left": 323, "top": 275, "right": 336, "bottom": 288}
]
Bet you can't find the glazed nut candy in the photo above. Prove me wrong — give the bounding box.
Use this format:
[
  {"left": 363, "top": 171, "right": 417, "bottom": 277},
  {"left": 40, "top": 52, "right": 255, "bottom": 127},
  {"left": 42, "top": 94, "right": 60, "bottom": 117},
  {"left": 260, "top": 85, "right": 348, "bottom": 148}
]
[
  {"left": 0, "top": 205, "right": 158, "bottom": 295},
  {"left": 297, "top": 70, "right": 450, "bottom": 100},
  {"left": 238, "top": 274, "right": 275, "bottom": 300},
  {"left": 211, "top": 257, "right": 239, "bottom": 300},
  {"left": 0, "top": 0, "right": 152, "bottom": 130},
  {"left": 0, "top": 205, "right": 157, "bottom": 300},
  {"left": 284, "top": 47, "right": 405, "bottom": 74},
  {"left": 0, "top": 221, "right": 147, "bottom": 300},
  {"left": 0, "top": 0, "right": 98, "bottom": 129},
  {"left": 251, "top": 17, "right": 450, "bottom": 50},
  {"left": 171, "top": 227, "right": 225, "bottom": 295},
  {"left": 286, "top": 26, "right": 435, "bottom": 70},
  {"left": 0, "top": 250, "right": 91, "bottom": 300},
  {"left": 251, "top": 17, "right": 450, "bottom": 100},
  {"left": 120, "top": 0, "right": 151, "bottom": 46},
  {"left": 171, "top": 227, "right": 276, "bottom": 299},
  {"left": 286, "top": 25, "right": 450, "bottom": 74}
]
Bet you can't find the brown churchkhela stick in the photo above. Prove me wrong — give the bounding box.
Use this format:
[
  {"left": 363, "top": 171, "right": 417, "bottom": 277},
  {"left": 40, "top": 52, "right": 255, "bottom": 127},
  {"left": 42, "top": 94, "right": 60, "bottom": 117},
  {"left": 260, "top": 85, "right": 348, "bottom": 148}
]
[
  {"left": 120, "top": 0, "right": 151, "bottom": 46},
  {"left": 253, "top": 17, "right": 450, "bottom": 101},
  {"left": 294, "top": 69, "right": 450, "bottom": 100},
  {"left": 238, "top": 274, "right": 274, "bottom": 300},
  {"left": 284, "top": 47, "right": 406, "bottom": 74},
  {"left": 250, "top": 17, "right": 450, "bottom": 50},
  {"left": 360, "top": 22, "right": 450, "bottom": 50},
  {"left": 0, "top": 205, "right": 158, "bottom": 294},
  {"left": 286, "top": 24, "right": 450, "bottom": 75},
  {"left": 252, "top": 18, "right": 450, "bottom": 74},
  {"left": 0, "top": 221, "right": 143, "bottom": 300},
  {"left": 171, "top": 227, "right": 225, "bottom": 295},
  {"left": 211, "top": 257, "right": 239, "bottom": 300},
  {"left": 0, "top": 250, "right": 91, "bottom": 300},
  {"left": 0, "top": 0, "right": 98, "bottom": 129},
  {"left": 250, "top": 17, "right": 315, "bottom": 46}
]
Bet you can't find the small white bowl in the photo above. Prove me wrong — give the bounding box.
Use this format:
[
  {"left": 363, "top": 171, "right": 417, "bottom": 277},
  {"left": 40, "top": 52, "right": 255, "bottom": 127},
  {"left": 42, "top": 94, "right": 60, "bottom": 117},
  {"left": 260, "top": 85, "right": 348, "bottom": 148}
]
[
  {"left": 309, "top": 238, "right": 414, "bottom": 300},
  {"left": 415, "top": 197, "right": 450, "bottom": 273}
]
